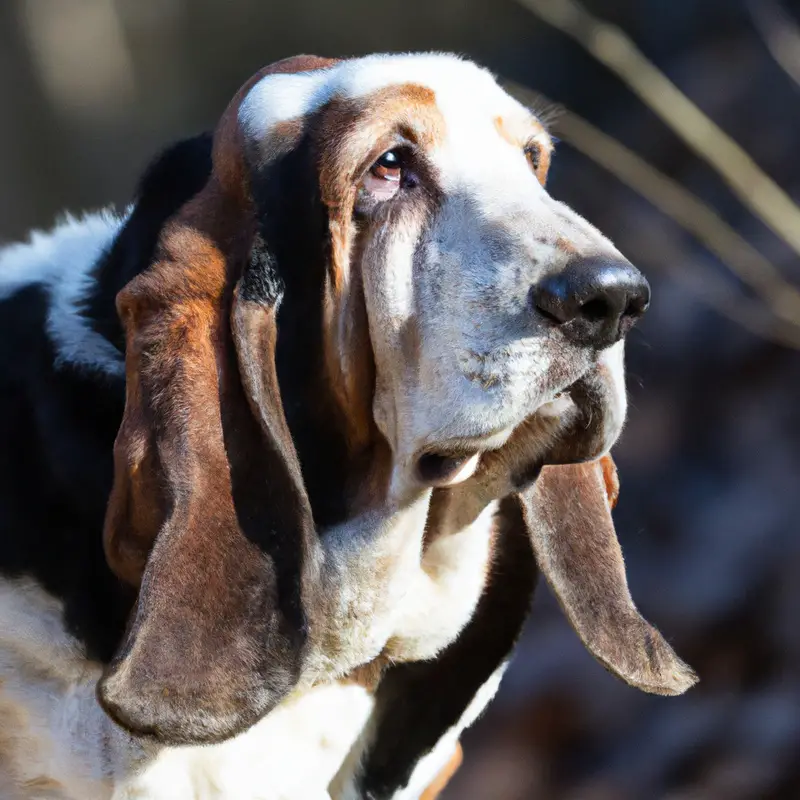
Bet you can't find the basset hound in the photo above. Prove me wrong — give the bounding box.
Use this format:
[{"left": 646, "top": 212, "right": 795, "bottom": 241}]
[{"left": 0, "top": 53, "right": 697, "bottom": 799}]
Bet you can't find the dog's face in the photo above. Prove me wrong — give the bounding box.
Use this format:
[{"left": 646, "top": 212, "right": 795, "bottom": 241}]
[
  {"left": 98, "top": 53, "right": 679, "bottom": 748},
  {"left": 239, "top": 55, "right": 648, "bottom": 493}
]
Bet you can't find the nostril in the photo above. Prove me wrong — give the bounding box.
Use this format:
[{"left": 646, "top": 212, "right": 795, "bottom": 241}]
[
  {"left": 578, "top": 297, "right": 611, "bottom": 322},
  {"left": 618, "top": 291, "right": 650, "bottom": 336},
  {"left": 624, "top": 291, "right": 650, "bottom": 319}
]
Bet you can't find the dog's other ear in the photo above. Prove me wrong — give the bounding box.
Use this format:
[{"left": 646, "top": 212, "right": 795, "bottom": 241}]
[
  {"left": 519, "top": 457, "right": 697, "bottom": 695},
  {"left": 97, "top": 56, "right": 335, "bottom": 745}
]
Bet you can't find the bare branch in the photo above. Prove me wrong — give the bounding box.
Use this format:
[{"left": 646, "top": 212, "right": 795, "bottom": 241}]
[
  {"left": 513, "top": 0, "right": 800, "bottom": 263},
  {"left": 747, "top": 0, "right": 800, "bottom": 90}
]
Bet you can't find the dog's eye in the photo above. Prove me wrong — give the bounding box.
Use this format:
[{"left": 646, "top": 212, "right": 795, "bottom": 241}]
[
  {"left": 524, "top": 143, "right": 541, "bottom": 173},
  {"left": 370, "top": 149, "right": 403, "bottom": 182},
  {"left": 524, "top": 141, "right": 550, "bottom": 186},
  {"left": 360, "top": 148, "right": 408, "bottom": 203}
]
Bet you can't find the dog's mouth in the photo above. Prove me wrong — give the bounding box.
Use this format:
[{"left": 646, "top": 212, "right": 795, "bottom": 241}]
[
  {"left": 414, "top": 352, "right": 625, "bottom": 492},
  {"left": 416, "top": 449, "right": 482, "bottom": 487},
  {"left": 414, "top": 391, "right": 575, "bottom": 488}
]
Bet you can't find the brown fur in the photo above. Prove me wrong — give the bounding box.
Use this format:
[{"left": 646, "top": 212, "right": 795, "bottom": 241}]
[
  {"left": 518, "top": 461, "right": 697, "bottom": 695},
  {"left": 600, "top": 453, "right": 620, "bottom": 509},
  {"left": 98, "top": 60, "right": 329, "bottom": 746},
  {"left": 494, "top": 114, "right": 552, "bottom": 185},
  {"left": 555, "top": 234, "right": 580, "bottom": 254},
  {"left": 313, "top": 85, "right": 445, "bottom": 455}
]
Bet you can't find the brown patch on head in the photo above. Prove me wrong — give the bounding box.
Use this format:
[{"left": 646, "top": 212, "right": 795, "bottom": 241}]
[
  {"left": 316, "top": 82, "right": 443, "bottom": 247},
  {"left": 317, "top": 83, "right": 441, "bottom": 202},
  {"left": 555, "top": 235, "right": 579, "bottom": 255},
  {"left": 494, "top": 114, "right": 553, "bottom": 186},
  {"left": 309, "top": 83, "right": 445, "bottom": 453},
  {"left": 531, "top": 137, "right": 553, "bottom": 186}
]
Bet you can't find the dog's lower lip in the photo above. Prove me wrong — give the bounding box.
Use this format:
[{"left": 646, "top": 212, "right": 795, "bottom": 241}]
[{"left": 416, "top": 450, "right": 480, "bottom": 486}]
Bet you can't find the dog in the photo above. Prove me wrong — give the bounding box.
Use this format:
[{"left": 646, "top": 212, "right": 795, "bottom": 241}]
[{"left": 0, "top": 52, "right": 696, "bottom": 799}]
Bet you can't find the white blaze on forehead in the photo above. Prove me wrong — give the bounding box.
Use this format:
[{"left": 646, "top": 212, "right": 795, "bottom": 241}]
[{"left": 238, "top": 52, "right": 537, "bottom": 151}]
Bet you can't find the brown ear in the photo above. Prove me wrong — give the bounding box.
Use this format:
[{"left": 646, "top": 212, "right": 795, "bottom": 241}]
[
  {"left": 97, "top": 57, "right": 333, "bottom": 745},
  {"left": 432, "top": 359, "right": 696, "bottom": 696},
  {"left": 518, "top": 457, "right": 697, "bottom": 695}
]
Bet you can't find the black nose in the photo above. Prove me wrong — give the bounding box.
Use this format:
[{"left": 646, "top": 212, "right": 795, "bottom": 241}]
[{"left": 530, "top": 257, "right": 650, "bottom": 348}]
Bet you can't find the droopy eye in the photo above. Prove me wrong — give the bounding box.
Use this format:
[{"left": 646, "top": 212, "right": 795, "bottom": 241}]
[
  {"left": 524, "top": 143, "right": 541, "bottom": 173},
  {"left": 524, "top": 141, "right": 550, "bottom": 186},
  {"left": 370, "top": 149, "right": 403, "bottom": 182},
  {"left": 359, "top": 148, "right": 407, "bottom": 203}
]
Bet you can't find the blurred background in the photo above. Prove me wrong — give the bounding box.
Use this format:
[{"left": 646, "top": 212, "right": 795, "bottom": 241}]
[{"left": 1, "top": 0, "right": 799, "bottom": 797}]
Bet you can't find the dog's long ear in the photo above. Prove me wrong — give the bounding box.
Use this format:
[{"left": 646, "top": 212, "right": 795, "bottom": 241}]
[
  {"left": 98, "top": 56, "right": 336, "bottom": 745},
  {"left": 520, "top": 457, "right": 697, "bottom": 695},
  {"left": 435, "top": 360, "right": 696, "bottom": 696}
]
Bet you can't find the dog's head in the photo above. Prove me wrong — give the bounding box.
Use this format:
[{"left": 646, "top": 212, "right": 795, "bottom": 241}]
[
  {"left": 239, "top": 54, "right": 647, "bottom": 493},
  {"left": 96, "top": 53, "right": 664, "bottom": 745}
]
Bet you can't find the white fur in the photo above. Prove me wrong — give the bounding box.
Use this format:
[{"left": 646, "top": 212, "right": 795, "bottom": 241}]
[
  {"left": 0, "top": 52, "right": 638, "bottom": 800},
  {"left": 239, "top": 53, "right": 510, "bottom": 145},
  {"left": 0, "top": 578, "right": 374, "bottom": 800},
  {"left": 597, "top": 340, "right": 628, "bottom": 454},
  {"left": 0, "top": 211, "right": 126, "bottom": 375},
  {"left": 385, "top": 500, "right": 499, "bottom": 662},
  {"left": 305, "top": 489, "right": 499, "bottom": 682},
  {"left": 305, "top": 494, "right": 433, "bottom": 683}
]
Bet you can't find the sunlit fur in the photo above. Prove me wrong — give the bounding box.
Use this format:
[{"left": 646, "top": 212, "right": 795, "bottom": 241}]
[
  {"left": 238, "top": 52, "right": 629, "bottom": 500},
  {"left": 0, "top": 52, "right": 638, "bottom": 799},
  {"left": 0, "top": 210, "right": 126, "bottom": 375}
]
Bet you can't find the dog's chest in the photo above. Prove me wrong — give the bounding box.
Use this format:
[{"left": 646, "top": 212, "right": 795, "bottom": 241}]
[
  {"left": 115, "top": 684, "right": 375, "bottom": 800},
  {"left": 0, "top": 507, "right": 498, "bottom": 799},
  {"left": 0, "top": 578, "right": 374, "bottom": 800},
  {"left": 0, "top": 664, "right": 373, "bottom": 800}
]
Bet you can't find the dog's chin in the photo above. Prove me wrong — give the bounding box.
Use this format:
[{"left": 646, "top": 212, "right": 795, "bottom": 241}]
[{"left": 409, "top": 344, "right": 628, "bottom": 492}]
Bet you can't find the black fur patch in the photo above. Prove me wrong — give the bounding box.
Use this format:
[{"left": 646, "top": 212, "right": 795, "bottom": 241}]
[
  {"left": 249, "top": 135, "right": 357, "bottom": 527},
  {"left": 511, "top": 460, "right": 544, "bottom": 491},
  {"left": 0, "top": 285, "right": 132, "bottom": 661},
  {"left": 356, "top": 497, "right": 538, "bottom": 798},
  {"left": 0, "top": 134, "right": 213, "bottom": 661},
  {"left": 84, "top": 133, "right": 214, "bottom": 352},
  {"left": 239, "top": 235, "right": 285, "bottom": 306}
]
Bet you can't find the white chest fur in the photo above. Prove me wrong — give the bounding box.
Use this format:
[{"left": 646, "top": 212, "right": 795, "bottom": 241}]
[
  {"left": 0, "top": 501, "right": 500, "bottom": 799},
  {"left": 0, "top": 578, "right": 374, "bottom": 800}
]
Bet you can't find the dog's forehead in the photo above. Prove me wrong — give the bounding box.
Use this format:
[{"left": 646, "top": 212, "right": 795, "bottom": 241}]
[{"left": 238, "top": 53, "right": 534, "bottom": 143}]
